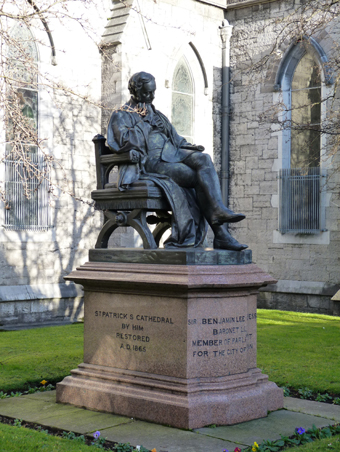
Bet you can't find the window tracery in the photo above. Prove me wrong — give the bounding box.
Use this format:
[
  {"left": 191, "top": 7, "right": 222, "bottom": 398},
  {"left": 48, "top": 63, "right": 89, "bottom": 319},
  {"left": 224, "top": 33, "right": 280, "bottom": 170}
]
[{"left": 171, "top": 58, "right": 194, "bottom": 143}]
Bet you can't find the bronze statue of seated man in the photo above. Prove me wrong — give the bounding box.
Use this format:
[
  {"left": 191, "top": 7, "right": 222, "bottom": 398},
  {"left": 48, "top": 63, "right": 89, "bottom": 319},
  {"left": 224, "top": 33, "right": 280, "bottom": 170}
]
[{"left": 107, "top": 71, "right": 247, "bottom": 251}]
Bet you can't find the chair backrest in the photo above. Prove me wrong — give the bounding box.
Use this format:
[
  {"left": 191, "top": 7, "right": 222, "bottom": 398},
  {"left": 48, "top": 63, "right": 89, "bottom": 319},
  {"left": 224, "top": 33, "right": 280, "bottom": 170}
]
[{"left": 93, "top": 134, "right": 111, "bottom": 189}]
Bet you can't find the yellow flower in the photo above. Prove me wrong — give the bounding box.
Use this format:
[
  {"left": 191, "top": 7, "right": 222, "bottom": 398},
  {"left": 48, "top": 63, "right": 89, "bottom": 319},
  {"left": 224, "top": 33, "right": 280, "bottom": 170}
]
[
  {"left": 151, "top": 449, "right": 157, "bottom": 452},
  {"left": 252, "top": 442, "right": 259, "bottom": 451},
  {"left": 40, "top": 380, "right": 47, "bottom": 385}
]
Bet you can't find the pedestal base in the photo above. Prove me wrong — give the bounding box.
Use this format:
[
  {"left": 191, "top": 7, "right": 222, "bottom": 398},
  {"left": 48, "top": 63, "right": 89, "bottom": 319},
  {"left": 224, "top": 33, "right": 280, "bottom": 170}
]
[
  {"left": 57, "top": 364, "right": 283, "bottom": 429},
  {"left": 57, "top": 250, "right": 283, "bottom": 429}
]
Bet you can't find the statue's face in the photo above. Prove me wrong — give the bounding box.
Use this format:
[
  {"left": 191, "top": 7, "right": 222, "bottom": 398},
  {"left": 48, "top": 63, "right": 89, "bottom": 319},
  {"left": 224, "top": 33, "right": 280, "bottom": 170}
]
[{"left": 135, "top": 80, "right": 156, "bottom": 104}]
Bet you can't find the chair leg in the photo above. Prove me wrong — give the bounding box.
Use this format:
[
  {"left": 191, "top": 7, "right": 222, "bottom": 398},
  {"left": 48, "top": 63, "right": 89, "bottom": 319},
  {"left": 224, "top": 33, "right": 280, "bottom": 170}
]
[
  {"left": 95, "top": 215, "right": 120, "bottom": 248},
  {"left": 127, "top": 209, "right": 158, "bottom": 249},
  {"left": 95, "top": 210, "right": 158, "bottom": 249},
  {"left": 152, "top": 223, "right": 171, "bottom": 247}
]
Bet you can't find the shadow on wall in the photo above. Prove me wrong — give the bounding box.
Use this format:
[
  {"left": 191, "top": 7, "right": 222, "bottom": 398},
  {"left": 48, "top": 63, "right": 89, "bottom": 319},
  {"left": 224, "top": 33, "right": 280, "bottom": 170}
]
[{"left": 0, "top": 96, "right": 103, "bottom": 327}]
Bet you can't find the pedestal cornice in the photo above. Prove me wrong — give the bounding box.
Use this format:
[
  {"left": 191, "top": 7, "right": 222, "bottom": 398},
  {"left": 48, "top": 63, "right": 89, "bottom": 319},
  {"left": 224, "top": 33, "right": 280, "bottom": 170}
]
[{"left": 65, "top": 260, "right": 277, "bottom": 294}]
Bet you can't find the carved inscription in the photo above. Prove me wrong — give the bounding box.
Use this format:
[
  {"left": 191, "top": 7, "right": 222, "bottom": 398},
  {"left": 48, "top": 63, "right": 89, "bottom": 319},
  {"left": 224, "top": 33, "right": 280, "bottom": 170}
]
[
  {"left": 189, "top": 312, "right": 257, "bottom": 358},
  {"left": 94, "top": 311, "right": 174, "bottom": 353}
]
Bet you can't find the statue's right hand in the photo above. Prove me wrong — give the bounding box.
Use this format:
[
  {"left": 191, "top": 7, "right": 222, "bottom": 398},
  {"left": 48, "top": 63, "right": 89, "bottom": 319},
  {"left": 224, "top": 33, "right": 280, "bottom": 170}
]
[{"left": 130, "top": 150, "right": 140, "bottom": 162}]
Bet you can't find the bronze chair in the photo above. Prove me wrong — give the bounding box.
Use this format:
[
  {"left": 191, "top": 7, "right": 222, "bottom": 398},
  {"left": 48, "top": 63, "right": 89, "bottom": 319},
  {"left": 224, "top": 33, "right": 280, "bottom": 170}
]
[{"left": 91, "top": 134, "right": 172, "bottom": 249}]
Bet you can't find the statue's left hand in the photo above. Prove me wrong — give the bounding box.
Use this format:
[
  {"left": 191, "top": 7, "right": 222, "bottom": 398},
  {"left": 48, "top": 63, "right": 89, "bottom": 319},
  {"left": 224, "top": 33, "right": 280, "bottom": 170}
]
[
  {"left": 181, "top": 144, "right": 205, "bottom": 152},
  {"left": 195, "top": 145, "right": 205, "bottom": 152}
]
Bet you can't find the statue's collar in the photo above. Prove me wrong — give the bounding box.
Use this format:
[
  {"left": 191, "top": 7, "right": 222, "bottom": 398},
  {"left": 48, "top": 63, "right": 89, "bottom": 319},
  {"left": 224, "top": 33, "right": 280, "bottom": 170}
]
[
  {"left": 127, "top": 98, "right": 155, "bottom": 112},
  {"left": 127, "top": 98, "right": 137, "bottom": 109}
]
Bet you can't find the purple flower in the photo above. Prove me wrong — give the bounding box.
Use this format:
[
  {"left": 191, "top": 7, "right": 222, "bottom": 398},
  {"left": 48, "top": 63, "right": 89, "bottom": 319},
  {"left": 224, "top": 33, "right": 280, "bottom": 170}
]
[
  {"left": 93, "top": 431, "right": 101, "bottom": 439},
  {"left": 296, "top": 427, "right": 305, "bottom": 435}
]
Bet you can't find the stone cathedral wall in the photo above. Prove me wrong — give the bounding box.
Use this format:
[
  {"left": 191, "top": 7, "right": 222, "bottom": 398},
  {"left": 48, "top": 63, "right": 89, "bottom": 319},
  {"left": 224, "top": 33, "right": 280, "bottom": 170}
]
[{"left": 226, "top": 0, "right": 340, "bottom": 315}]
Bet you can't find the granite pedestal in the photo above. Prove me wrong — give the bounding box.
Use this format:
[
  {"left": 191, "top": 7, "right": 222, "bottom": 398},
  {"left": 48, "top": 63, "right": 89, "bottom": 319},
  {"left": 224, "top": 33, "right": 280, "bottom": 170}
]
[{"left": 56, "top": 249, "right": 283, "bottom": 429}]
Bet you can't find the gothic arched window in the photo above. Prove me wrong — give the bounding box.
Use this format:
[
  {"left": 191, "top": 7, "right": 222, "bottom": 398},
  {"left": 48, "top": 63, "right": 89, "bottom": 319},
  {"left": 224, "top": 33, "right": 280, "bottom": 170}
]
[
  {"left": 4, "top": 23, "right": 50, "bottom": 230},
  {"left": 276, "top": 39, "right": 327, "bottom": 234},
  {"left": 171, "top": 58, "right": 194, "bottom": 143},
  {"left": 290, "top": 52, "right": 321, "bottom": 169}
]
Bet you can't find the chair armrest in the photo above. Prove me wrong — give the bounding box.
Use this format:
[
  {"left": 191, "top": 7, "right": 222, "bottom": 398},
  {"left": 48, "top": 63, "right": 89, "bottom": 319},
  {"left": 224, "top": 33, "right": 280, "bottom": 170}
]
[
  {"left": 93, "top": 134, "right": 140, "bottom": 189},
  {"left": 100, "top": 150, "right": 140, "bottom": 165},
  {"left": 93, "top": 134, "right": 111, "bottom": 155}
]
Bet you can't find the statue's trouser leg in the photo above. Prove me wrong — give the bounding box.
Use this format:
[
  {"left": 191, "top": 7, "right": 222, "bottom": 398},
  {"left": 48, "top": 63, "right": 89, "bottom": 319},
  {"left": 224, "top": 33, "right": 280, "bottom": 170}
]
[
  {"left": 195, "top": 186, "right": 248, "bottom": 251},
  {"left": 146, "top": 152, "right": 245, "bottom": 227},
  {"left": 183, "top": 153, "right": 245, "bottom": 225},
  {"left": 145, "top": 154, "right": 247, "bottom": 250}
]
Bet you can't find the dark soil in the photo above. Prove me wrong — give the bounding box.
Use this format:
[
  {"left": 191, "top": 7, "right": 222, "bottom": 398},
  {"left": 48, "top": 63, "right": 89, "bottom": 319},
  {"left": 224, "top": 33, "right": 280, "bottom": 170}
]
[{"left": 286, "top": 388, "right": 340, "bottom": 404}]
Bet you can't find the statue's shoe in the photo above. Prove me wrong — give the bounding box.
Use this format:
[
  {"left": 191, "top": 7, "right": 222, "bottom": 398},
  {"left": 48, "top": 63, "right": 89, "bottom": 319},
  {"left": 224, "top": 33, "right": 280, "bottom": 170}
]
[
  {"left": 213, "top": 237, "right": 248, "bottom": 251},
  {"left": 211, "top": 210, "right": 246, "bottom": 225}
]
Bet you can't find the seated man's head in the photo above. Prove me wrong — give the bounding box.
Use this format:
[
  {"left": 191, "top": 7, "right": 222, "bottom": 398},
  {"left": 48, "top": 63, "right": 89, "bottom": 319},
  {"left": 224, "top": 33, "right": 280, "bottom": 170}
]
[{"left": 128, "top": 72, "right": 156, "bottom": 104}]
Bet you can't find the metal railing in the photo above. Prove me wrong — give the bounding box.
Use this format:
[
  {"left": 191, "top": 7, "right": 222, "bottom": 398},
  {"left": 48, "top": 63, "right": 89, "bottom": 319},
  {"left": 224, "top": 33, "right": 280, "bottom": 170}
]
[
  {"left": 4, "top": 152, "right": 51, "bottom": 230},
  {"left": 279, "top": 167, "right": 321, "bottom": 234}
]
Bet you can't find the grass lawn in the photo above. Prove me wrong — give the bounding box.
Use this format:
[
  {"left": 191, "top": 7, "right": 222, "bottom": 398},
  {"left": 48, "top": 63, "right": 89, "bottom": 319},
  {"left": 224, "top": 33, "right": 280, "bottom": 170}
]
[
  {"left": 0, "top": 310, "right": 340, "bottom": 394},
  {"left": 0, "top": 324, "right": 84, "bottom": 393},
  {"left": 257, "top": 309, "right": 340, "bottom": 394},
  {"left": 0, "top": 423, "right": 95, "bottom": 452},
  {"left": 0, "top": 423, "right": 339, "bottom": 452},
  {"left": 287, "top": 434, "right": 340, "bottom": 451}
]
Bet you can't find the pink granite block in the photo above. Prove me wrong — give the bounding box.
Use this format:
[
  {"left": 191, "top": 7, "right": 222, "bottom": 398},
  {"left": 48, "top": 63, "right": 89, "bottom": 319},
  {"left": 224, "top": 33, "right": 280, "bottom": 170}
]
[{"left": 57, "top": 262, "right": 283, "bottom": 429}]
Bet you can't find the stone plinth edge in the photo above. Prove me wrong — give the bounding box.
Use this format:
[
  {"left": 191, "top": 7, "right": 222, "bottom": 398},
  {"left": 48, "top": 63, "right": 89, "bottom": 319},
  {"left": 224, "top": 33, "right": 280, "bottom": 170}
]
[
  {"left": 65, "top": 262, "right": 276, "bottom": 294},
  {"left": 89, "top": 248, "right": 252, "bottom": 266},
  {"left": 56, "top": 365, "right": 283, "bottom": 429}
]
